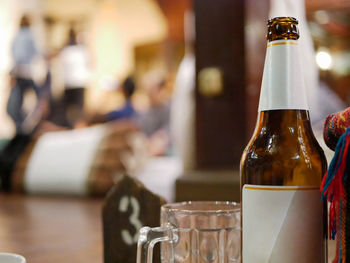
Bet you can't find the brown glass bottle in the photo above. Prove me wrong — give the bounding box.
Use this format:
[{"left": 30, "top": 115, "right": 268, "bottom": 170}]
[{"left": 240, "top": 17, "right": 327, "bottom": 262}]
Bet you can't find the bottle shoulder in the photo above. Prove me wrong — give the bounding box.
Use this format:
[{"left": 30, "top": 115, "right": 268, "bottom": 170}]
[
  {"left": 240, "top": 129, "right": 327, "bottom": 186},
  {"left": 242, "top": 130, "right": 326, "bottom": 163}
]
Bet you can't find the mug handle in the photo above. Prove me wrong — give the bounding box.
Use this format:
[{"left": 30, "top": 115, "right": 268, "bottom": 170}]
[{"left": 137, "top": 226, "right": 177, "bottom": 263}]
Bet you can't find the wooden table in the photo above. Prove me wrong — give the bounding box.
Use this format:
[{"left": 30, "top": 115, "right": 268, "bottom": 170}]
[
  {"left": 0, "top": 194, "right": 104, "bottom": 263},
  {"left": 0, "top": 194, "right": 337, "bottom": 263}
]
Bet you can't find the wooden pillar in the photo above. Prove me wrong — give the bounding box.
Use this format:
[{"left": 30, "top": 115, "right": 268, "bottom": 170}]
[
  {"left": 175, "top": 0, "right": 269, "bottom": 202},
  {"left": 195, "top": 0, "right": 246, "bottom": 169}
]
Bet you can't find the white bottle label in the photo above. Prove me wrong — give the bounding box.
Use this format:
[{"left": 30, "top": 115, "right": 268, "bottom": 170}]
[
  {"left": 242, "top": 184, "right": 324, "bottom": 263},
  {"left": 258, "top": 40, "right": 309, "bottom": 112}
]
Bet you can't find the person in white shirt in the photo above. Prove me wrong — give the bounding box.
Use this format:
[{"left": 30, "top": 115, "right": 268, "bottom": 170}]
[{"left": 59, "top": 28, "right": 90, "bottom": 127}]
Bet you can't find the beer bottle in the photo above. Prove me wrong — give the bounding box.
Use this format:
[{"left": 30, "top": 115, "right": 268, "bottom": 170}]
[{"left": 240, "top": 17, "right": 327, "bottom": 262}]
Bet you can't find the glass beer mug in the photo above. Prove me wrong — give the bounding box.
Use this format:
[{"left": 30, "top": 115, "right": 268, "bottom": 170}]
[{"left": 137, "top": 201, "right": 241, "bottom": 263}]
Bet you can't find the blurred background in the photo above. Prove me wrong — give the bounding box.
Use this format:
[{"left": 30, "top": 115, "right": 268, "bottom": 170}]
[
  {"left": 0, "top": 0, "right": 348, "bottom": 136},
  {"left": 0, "top": 0, "right": 349, "bottom": 201},
  {"left": 0, "top": 0, "right": 186, "bottom": 136}
]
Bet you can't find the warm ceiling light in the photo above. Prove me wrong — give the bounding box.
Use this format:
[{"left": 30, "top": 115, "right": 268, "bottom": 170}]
[{"left": 316, "top": 50, "right": 332, "bottom": 70}]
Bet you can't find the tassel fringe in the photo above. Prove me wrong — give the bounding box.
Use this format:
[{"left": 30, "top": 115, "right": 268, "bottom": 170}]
[{"left": 321, "top": 128, "right": 350, "bottom": 263}]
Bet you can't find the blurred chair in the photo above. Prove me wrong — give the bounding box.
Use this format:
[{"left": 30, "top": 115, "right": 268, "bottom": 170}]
[{"left": 11, "top": 121, "right": 147, "bottom": 196}]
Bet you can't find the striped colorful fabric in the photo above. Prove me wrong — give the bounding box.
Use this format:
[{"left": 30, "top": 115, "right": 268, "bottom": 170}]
[
  {"left": 322, "top": 108, "right": 350, "bottom": 263},
  {"left": 324, "top": 107, "right": 350, "bottom": 151},
  {"left": 321, "top": 128, "right": 350, "bottom": 263}
]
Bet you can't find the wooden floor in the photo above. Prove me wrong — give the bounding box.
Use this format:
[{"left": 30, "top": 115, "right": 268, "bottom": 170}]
[{"left": 0, "top": 193, "right": 337, "bottom": 263}]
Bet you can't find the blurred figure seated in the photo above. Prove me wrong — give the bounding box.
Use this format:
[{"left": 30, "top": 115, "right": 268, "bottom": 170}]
[
  {"left": 86, "top": 76, "right": 137, "bottom": 125},
  {"left": 138, "top": 71, "right": 171, "bottom": 156}
]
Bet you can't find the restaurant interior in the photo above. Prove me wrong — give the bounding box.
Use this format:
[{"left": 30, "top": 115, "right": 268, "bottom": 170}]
[{"left": 0, "top": 0, "right": 349, "bottom": 262}]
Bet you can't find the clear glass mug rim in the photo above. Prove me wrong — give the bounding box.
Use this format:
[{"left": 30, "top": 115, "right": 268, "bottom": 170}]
[
  {"left": 161, "top": 201, "right": 241, "bottom": 215},
  {"left": 137, "top": 201, "right": 241, "bottom": 263}
]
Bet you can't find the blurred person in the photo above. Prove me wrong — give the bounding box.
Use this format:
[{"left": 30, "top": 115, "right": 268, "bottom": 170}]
[
  {"left": 314, "top": 82, "right": 347, "bottom": 124},
  {"left": 310, "top": 82, "right": 346, "bottom": 164},
  {"left": 87, "top": 76, "right": 137, "bottom": 125},
  {"left": 59, "top": 27, "right": 90, "bottom": 127},
  {"left": 138, "top": 71, "right": 171, "bottom": 156},
  {"left": 7, "top": 15, "right": 41, "bottom": 134},
  {"left": 170, "top": 10, "right": 196, "bottom": 170}
]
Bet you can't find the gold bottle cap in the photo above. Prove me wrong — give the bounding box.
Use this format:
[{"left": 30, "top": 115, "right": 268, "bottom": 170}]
[{"left": 267, "top": 17, "right": 299, "bottom": 41}]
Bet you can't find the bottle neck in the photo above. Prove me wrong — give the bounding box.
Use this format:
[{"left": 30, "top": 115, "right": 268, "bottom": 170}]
[{"left": 258, "top": 39, "right": 308, "bottom": 112}]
